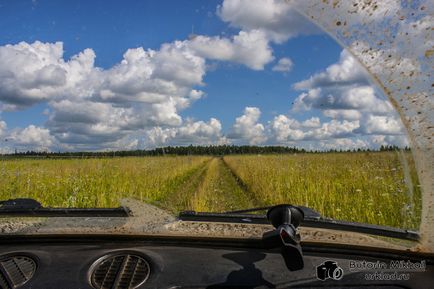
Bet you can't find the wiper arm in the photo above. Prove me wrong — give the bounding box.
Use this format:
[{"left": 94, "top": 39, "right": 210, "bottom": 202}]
[
  {"left": 179, "top": 204, "right": 419, "bottom": 241},
  {"left": 180, "top": 204, "right": 320, "bottom": 223},
  {"left": 0, "top": 198, "right": 130, "bottom": 217},
  {"left": 224, "top": 205, "right": 321, "bottom": 219},
  {"left": 224, "top": 206, "right": 273, "bottom": 214}
]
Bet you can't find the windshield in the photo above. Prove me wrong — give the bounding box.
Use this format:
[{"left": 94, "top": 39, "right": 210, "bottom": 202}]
[{"left": 0, "top": 0, "right": 431, "bottom": 248}]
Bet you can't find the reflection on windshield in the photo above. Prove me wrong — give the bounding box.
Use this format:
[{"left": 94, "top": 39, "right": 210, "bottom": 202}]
[{"left": 0, "top": 0, "right": 425, "bottom": 232}]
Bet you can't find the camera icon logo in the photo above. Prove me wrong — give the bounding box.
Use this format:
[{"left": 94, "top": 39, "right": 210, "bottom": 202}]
[{"left": 316, "top": 260, "right": 344, "bottom": 281}]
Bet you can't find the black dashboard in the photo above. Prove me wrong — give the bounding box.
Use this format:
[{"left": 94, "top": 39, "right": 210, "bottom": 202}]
[{"left": 0, "top": 235, "right": 433, "bottom": 289}]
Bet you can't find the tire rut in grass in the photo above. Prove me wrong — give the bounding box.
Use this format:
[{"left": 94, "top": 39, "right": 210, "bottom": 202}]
[
  {"left": 221, "top": 157, "right": 262, "bottom": 207},
  {"left": 190, "top": 157, "right": 257, "bottom": 212},
  {"left": 157, "top": 159, "right": 211, "bottom": 213},
  {"left": 221, "top": 158, "right": 264, "bottom": 207}
]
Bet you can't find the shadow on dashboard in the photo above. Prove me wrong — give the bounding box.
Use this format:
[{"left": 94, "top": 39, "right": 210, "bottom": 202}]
[{"left": 207, "top": 251, "right": 275, "bottom": 289}]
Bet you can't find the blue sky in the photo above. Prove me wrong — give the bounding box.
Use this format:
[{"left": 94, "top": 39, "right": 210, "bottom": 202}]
[{"left": 0, "top": 0, "right": 408, "bottom": 152}]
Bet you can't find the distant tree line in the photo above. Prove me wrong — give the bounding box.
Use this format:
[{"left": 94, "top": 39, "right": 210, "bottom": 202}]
[{"left": 0, "top": 144, "right": 410, "bottom": 158}]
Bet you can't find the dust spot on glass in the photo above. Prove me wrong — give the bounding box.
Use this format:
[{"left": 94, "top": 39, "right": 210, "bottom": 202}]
[{"left": 425, "top": 50, "right": 434, "bottom": 58}]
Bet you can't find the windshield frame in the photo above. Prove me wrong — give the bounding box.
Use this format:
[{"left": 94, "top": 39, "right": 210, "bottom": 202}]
[{"left": 0, "top": 0, "right": 431, "bottom": 253}]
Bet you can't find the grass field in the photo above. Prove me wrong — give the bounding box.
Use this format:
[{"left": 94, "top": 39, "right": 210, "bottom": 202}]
[{"left": 0, "top": 152, "right": 421, "bottom": 229}]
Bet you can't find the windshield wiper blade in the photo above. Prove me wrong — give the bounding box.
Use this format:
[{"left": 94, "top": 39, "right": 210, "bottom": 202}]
[
  {"left": 179, "top": 205, "right": 321, "bottom": 222},
  {"left": 179, "top": 206, "right": 419, "bottom": 241},
  {"left": 224, "top": 206, "right": 273, "bottom": 214},
  {"left": 224, "top": 205, "right": 321, "bottom": 219},
  {"left": 0, "top": 198, "right": 130, "bottom": 217},
  {"left": 300, "top": 218, "right": 419, "bottom": 241}
]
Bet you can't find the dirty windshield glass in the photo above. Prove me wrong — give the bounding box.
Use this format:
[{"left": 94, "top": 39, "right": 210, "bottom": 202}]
[{"left": 0, "top": 0, "right": 427, "bottom": 232}]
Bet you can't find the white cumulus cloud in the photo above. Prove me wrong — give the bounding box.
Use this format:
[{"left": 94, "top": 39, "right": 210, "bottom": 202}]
[
  {"left": 319, "top": 138, "right": 369, "bottom": 151},
  {"left": 370, "top": 134, "right": 409, "bottom": 148},
  {"left": 293, "top": 50, "right": 369, "bottom": 90},
  {"left": 269, "top": 115, "right": 360, "bottom": 143},
  {"left": 291, "top": 48, "right": 407, "bottom": 139},
  {"left": 9, "top": 125, "right": 54, "bottom": 151},
  {"left": 145, "top": 118, "right": 226, "bottom": 147},
  {"left": 217, "top": 0, "right": 319, "bottom": 43},
  {"left": 272, "top": 57, "right": 293, "bottom": 72},
  {"left": 0, "top": 34, "right": 278, "bottom": 150},
  {"left": 0, "top": 41, "right": 96, "bottom": 110},
  {"left": 301, "top": 117, "right": 321, "bottom": 128},
  {"left": 270, "top": 115, "right": 304, "bottom": 142},
  {"left": 0, "top": 120, "right": 6, "bottom": 136},
  {"left": 188, "top": 30, "right": 274, "bottom": 70},
  {"left": 305, "top": 119, "right": 360, "bottom": 140},
  {"left": 323, "top": 109, "right": 362, "bottom": 121},
  {"left": 229, "top": 107, "right": 267, "bottom": 145},
  {"left": 358, "top": 115, "right": 404, "bottom": 135}
]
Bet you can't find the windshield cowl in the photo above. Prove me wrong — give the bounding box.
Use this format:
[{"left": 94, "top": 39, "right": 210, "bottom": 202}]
[{"left": 0, "top": 199, "right": 419, "bottom": 253}]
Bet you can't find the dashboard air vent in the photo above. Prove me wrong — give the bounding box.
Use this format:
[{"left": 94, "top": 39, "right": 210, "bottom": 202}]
[
  {"left": 0, "top": 255, "right": 37, "bottom": 289},
  {"left": 90, "top": 253, "right": 150, "bottom": 289}
]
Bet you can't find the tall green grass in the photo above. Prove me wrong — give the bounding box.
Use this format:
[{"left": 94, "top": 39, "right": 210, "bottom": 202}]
[
  {"left": 224, "top": 152, "right": 421, "bottom": 229},
  {"left": 0, "top": 152, "right": 421, "bottom": 229},
  {"left": 0, "top": 156, "right": 209, "bottom": 208}
]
